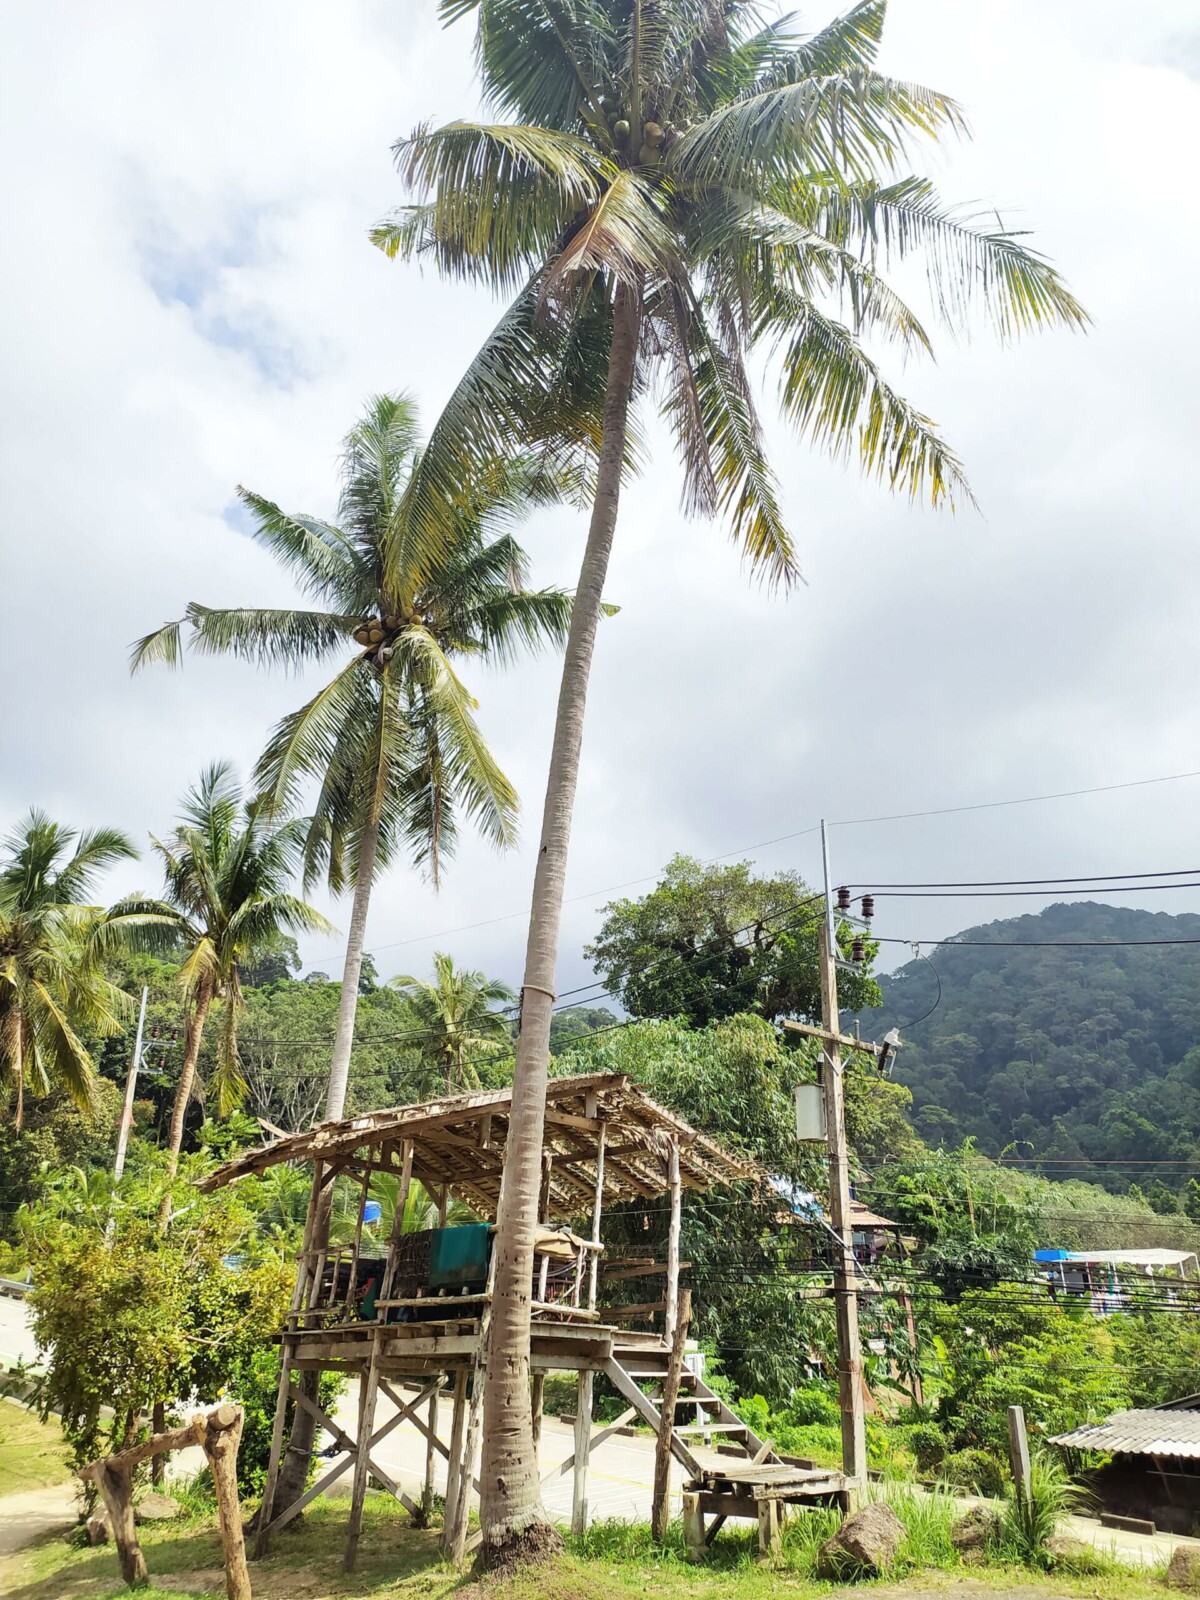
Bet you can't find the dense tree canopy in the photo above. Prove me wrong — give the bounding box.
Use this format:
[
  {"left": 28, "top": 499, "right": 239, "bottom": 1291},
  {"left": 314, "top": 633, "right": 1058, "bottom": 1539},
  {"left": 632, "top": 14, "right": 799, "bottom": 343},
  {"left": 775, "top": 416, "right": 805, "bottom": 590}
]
[
  {"left": 862, "top": 901, "right": 1200, "bottom": 1193},
  {"left": 586, "top": 855, "right": 880, "bottom": 1025}
]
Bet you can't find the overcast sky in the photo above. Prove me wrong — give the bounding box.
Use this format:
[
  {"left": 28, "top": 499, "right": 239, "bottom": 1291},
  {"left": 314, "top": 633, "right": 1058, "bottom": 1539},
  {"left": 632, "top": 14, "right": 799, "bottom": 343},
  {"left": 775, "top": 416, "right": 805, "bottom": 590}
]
[{"left": 4, "top": 1, "right": 1200, "bottom": 1007}]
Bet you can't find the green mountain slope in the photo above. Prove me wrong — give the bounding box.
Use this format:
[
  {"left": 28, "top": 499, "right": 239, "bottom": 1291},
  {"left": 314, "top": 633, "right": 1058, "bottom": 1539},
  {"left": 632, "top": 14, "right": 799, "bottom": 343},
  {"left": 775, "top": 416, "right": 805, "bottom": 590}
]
[{"left": 859, "top": 900, "right": 1200, "bottom": 1193}]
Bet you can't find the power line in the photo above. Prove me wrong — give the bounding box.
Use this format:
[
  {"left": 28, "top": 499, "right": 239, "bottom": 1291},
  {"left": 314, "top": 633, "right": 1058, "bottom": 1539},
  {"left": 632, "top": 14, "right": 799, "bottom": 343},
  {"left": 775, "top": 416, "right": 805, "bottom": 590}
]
[
  {"left": 857, "top": 867, "right": 1200, "bottom": 889},
  {"left": 831, "top": 768, "right": 1200, "bottom": 829}
]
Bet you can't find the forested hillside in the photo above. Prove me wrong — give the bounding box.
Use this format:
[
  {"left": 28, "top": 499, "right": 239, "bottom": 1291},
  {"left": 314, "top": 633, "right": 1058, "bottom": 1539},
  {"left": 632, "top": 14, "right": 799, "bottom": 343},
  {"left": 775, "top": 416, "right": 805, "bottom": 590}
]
[{"left": 862, "top": 901, "right": 1200, "bottom": 1194}]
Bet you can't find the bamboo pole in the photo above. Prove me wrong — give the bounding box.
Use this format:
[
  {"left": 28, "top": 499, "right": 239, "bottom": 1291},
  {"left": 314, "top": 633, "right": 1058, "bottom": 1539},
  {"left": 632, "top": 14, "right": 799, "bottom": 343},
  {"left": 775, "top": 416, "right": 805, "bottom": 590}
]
[
  {"left": 344, "top": 1336, "right": 384, "bottom": 1572},
  {"left": 442, "top": 1369, "right": 468, "bottom": 1553},
  {"left": 663, "top": 1138, "right": 682, "bottom": 1345},
  {"left": 571, "top": 1371, "right": 594, "bottom": 1535},
  {"left": 588, "top": 1122, "right": 606, "bottom": 1310}
]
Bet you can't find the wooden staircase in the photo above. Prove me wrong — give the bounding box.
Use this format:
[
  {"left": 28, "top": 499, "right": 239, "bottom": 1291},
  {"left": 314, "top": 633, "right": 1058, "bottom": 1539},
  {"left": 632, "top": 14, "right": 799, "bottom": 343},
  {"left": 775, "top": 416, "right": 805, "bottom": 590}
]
[{"left": 607, "top": 1339, "right": 849, "bottom": 1557}]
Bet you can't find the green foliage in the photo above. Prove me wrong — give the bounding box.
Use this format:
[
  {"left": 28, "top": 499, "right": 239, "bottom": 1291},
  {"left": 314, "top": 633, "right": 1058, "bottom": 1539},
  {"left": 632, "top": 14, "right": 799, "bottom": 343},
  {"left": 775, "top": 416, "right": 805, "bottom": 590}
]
[
  {"left": 19, "top": 1164, "right": 292, "bottom": 1479},
  {"left": 549, "top": 1004, "right": 618, "bottom": 1049},
  {"left": 866, "top": 902, "right": 1200, "bottom": 1196},
  {"left": 933, "top": 1286, "right": 1129, "bottom": 1457},
  {"left": 585, "top": 855, "right": 880, "bottom": 1026},
  {"left": 939, "top": 1447, "right": 1006, "bottom": 1497}
]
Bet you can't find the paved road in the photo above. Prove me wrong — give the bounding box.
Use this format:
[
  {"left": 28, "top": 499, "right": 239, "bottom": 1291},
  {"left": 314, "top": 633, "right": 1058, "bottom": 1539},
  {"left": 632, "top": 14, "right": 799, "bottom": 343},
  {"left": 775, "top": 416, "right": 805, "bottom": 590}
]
[{"left": 0, "top": 1485, "right": 77, "bottom": 1556}]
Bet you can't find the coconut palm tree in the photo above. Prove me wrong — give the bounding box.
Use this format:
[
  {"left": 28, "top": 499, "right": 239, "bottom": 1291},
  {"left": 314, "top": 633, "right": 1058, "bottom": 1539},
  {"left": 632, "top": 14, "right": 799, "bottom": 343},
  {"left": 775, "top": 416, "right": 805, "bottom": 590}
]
[
  {"left": 133, "top": 393, "right": 579, "bottom": 1126},
  {"left": 0, "top": 813, "right": 140, "bottom": 1128},
  {"left": 390, "top": 951, "right": 515, "bottom": 1092},
  {"left": 375, "top": 0, "right": 1088, "bottom": 1551},
  {"left": 116, "top": 763, "right": 333, "bottom": 1188}
]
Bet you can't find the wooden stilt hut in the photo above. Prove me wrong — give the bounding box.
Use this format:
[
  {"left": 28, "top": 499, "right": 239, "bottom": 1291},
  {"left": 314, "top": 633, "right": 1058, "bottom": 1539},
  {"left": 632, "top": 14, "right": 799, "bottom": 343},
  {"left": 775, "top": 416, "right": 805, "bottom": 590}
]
[{"left": 201, "top": 1071, "right": 849, "bottom": 1568}]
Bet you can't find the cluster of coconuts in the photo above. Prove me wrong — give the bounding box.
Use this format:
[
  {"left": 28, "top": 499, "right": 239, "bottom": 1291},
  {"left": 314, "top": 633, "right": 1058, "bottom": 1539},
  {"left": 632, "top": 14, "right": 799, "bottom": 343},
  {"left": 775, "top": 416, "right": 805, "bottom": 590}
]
[
  {"left": 352, "top": 606, "right": 422, "bottom": 664},
  {"left": 602, "top": 98, "right": 668, "bottom": 165}
]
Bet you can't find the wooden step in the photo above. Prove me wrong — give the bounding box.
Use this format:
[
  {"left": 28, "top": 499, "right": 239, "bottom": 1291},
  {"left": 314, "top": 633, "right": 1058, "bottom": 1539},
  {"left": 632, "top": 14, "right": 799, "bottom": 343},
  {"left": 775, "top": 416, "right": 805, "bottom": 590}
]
[{"left": 674, "top": 1421, "right": 749, "bottom": 1435}]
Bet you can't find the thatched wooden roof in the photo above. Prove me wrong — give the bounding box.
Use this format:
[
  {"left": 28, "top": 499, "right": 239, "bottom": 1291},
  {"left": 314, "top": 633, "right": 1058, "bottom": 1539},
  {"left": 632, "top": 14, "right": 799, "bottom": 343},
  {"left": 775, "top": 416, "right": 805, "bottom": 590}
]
[{"left": 201, "top": 1072, "right": 754, "bottom": 1223}]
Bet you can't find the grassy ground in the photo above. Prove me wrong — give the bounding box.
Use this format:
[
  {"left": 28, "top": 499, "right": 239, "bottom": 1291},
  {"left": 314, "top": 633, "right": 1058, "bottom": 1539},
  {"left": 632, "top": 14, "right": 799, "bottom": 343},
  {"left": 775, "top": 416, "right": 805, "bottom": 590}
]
[
  {"left": 0, "top": 1400, "right": 71, "bottom": 1496},
  {"left": 0, "top": 1495, "right": 1174, "bottom": 1600}
]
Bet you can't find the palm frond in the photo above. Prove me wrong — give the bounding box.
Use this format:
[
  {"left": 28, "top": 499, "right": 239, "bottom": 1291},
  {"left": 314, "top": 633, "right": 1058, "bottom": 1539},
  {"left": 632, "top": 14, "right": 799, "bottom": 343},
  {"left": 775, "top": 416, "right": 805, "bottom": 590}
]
[
  {"left": 670, "top": 69, "right": 967, "bottom": 189},
  {"left": 798, "top": 174, "right": 1090, "bottom": 338},
  {"left": 392, "top": 120, "right": 612, "bottom": 290},
  {"left": 185, "top": 603, "right": 360, "bottom": 672},
  {"left": 130, "top": 619, "right": 185, "bottom": 673},
  {"left": 756, "top": 0, "right": 885, "bottom": 85},
  {"left": 466, "top": 589, "right": 578, "bottom": 663},
  {"left": 543, "top": 169, "right": 678, "bottom": 301},
  {"left": 772, "top": 296, "right": 974, "bottom": 508},
  {"left": 27, "top": 980, "right": 97, "bottom": 1112},
  {"left": 254, "top": 656, "right": 378, "bottom": 819},
  {"left": 234, "top": 488, "right": 362, "bottom": 605}
]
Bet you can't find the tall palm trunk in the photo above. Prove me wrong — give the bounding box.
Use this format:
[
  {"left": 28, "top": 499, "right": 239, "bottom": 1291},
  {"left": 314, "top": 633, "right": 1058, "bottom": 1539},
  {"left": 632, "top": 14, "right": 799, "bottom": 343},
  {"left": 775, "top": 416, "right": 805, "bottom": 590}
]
[
  {"left": 479, "top": 280, "right": 641, "bottom": 1550},
  {"left": 323, "top": 806, "right": 381, "bottom": 1122},
  {"left": 273, "top": 777, "right": 384, "bottom": 1516},
  {"left": 158, "top": 984, "right": 213, "bottom": 1229}
]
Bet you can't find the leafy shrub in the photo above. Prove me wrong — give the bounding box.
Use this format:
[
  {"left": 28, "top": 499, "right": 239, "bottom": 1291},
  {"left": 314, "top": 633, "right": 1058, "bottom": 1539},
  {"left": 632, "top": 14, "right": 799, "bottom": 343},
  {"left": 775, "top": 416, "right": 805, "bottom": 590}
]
[
  {"left": 786, "top": 1383, "right": 839, "bottom": 1426},
  {"left": 907, "top": 1421, "right": 949, "bottom": 1473},
  {"left": 993, "top": 1456, "right": 1088, "bottom": 1568},
  {"left": 939, "top": 1447, "right": 1006, "bottom": 1497}
]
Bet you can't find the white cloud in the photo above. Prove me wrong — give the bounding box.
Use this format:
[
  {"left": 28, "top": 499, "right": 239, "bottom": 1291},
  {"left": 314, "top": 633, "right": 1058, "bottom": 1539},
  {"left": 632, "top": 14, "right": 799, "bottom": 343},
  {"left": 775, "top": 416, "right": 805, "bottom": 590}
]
[{"left": 4, "top": 0, "right": 1200, "bottom": 1008}]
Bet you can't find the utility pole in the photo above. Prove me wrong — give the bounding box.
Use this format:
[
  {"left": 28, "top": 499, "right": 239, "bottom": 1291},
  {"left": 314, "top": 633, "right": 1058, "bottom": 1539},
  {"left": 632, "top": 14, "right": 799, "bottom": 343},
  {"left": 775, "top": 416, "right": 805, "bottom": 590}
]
[
  {"left": 113, "top": 986, "right": 148, "bottom": 1183},
  {"left": 818, "top": 820, "right": 867, "bottom": 1490}
]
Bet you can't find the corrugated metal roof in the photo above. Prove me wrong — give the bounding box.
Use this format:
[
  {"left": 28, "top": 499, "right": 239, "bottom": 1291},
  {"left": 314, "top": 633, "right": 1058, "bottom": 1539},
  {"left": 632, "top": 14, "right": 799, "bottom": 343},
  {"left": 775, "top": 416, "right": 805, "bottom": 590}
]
[{"left": 1050, "top": 1409, "right": 1200, "bottom": 1457}]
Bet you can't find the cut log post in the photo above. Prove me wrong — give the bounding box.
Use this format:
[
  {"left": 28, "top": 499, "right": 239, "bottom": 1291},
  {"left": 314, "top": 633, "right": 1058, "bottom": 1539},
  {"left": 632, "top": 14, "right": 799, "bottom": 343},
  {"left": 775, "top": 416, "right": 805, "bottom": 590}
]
[
  {"left": 1008, "top": 1404, "right": 1032, "bottom": 1506},
  {"left": 652, "top": 1286, "right": 691, "bottom": 1543},
  {"left": 81, "top": 1405, "right": 247, "bottom": 1595},
  {"left": 344, "top": 1342, "right": 383, "bottom": 1572},
  {"left": 663, "top": 1139, "right": 682, "bottom": 1345},
  {"left": 682, "top": 1491, "right": 705, "bottom": 1562},
  {"left": 201, "top": 1404, "right": 251, "bottom": 1600},
  {"left": 95, "top": 1461, "right": 146, "bottom": 1588},
  {"left": 757, "top": 1498, "right": 781, "bottom": 1562},
  {"left": 421, "top": 1381, "right": 441, "bottom": 1525}
]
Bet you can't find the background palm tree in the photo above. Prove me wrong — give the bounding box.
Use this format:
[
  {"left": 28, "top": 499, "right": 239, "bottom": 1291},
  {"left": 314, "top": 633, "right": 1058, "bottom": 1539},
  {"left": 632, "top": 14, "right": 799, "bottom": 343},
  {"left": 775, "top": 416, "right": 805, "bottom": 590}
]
[
  {"left": 390, "top": 951, "right": 515, "bottom": 1091},
  {"left": 0, "top": 813, "right": 139, "bottom": 1128},
  {"left": 376, "top": 0, "right": 1089, "bottom": 1551},
  {"left": 134, "top": 393, "right": 579, "bottom": 1126},
  {"left": 116, "top": 762, "right": 332, "bottom": 1188}
]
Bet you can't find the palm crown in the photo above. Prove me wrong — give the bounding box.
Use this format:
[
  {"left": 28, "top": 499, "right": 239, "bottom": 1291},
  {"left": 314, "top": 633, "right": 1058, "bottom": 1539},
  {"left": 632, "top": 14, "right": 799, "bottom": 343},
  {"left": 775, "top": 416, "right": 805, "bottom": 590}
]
[
  {"left": 376, "top": 0, "right": 1087, "bottom": 582},
  {"left": 0, "top": 813, "right": 140, "bottom": 1124},
  {"left": 118, "top": 762, "right": 332, "bottom": 1124},
  {"left": 390, "top": 950, "right": 516, "bottom": 1091},
  {"left": 134, "top": 393, "right": 578, "bottom": 890}
]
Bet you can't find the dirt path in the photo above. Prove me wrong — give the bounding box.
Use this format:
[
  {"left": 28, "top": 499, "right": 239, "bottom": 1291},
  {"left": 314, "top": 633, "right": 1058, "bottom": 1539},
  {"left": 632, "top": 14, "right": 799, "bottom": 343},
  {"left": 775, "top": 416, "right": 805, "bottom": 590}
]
[{"left": 0, "top": 1483, "right": 76, "bottom": 1556}]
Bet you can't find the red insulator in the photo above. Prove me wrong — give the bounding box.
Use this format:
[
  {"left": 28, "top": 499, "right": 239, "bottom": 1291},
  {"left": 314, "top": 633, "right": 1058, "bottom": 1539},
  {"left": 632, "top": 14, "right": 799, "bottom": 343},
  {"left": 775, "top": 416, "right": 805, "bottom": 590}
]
[
  {"left": 852, "top": 936, "right": 866, "bottom": 964},
  {"left": 836, "top": 885, "right": 851, "bottom": 911},
  {"left": 861, "top": 894, "right": 875, "bottom": 921}
]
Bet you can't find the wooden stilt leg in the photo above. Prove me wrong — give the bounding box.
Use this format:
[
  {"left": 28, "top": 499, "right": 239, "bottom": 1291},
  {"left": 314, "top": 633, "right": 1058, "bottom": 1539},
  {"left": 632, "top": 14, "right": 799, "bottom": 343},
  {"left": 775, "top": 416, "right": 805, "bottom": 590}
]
[
  {"left": 421, "top": 1382, "right": 440, "bottom": 1525},
  {"left": 531, "top": 1373, "right": 546, "bottom": 1468},
  {"left": 441, "top": 1370, "right": 468, "bottom": 1554},
  {"left": 344, "top": 1344, "right": 383, "bottom": 1573},
  {"left": 449, "top": 1367, "right": 485, "bottom": 1565},
  {"left": 571, "top": 1370, "right": 594, "bottom": 1536},
  {"left": 758, "top": 1498, "right": 781, "bottom": 1562},
  {"left": 253, "top": 1338, "right": 295, "bottom": 1558}
]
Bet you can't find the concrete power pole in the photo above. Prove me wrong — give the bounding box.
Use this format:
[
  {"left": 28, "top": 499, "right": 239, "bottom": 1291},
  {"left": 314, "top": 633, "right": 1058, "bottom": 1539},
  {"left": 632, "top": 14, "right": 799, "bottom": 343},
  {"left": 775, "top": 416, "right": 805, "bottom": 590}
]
[
  {"left": 819, "top": 822, "right": 867, "bottom": 1489},
  {"left": 113, "top": 985, "right": 148, "bottom": 1183}
]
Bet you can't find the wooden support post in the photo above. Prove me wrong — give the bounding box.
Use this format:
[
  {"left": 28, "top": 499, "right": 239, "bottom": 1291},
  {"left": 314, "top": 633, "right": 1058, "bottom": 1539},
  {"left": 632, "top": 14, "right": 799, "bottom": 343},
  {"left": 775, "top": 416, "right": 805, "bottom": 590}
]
[
  {"left": 1008, "top": 1404, "right": 1032, "bottom": 1506},
  {"left": 589, "top": 1122, "right": 607, "bottom": 1311},
  {"left": 379, "top": 1142, "right": 414, "bottom": 1304},
  {"left": 344, "top": 1340, "right": 383, "bottom": 1573},
  {"left": 447, "top": 1242, "right": 496, "bottom": 1565},
  {"left": 421, "top": 1381, "right": 441, "bottom": 1525},
  {"left": 254, "top": 1347, "right": 294, "bottom": 1558},
  {"left": 442, "top": 1369, "right": 468, "bottom": 1551},
  {"left": 202, "top": 1405, "right": 251, "bottom": 1600},
  {"left": 95, "top": 1462, "right": 146, "bottom": 1588},
  {"left": 757, "top": 1498, "right": 781, "bottom": 1563},
  {"left": 682, "top": 1491, "right": 705, "bottom": 1562},
  {"left": 820, "top": 921, "right": 867, "bottom": 1489},
  {"left": 652, "top": 1286, "right": 692, "bottom": 1543},
  {"left": 572, "top": 1370, "right": 594, "bottom": 1535},
  {"left": 663, "top": 1138, "right": 682, "bottom": 1346},
  {"left": 531, "top": 1374, "right": 546, "bottom": 1467}
]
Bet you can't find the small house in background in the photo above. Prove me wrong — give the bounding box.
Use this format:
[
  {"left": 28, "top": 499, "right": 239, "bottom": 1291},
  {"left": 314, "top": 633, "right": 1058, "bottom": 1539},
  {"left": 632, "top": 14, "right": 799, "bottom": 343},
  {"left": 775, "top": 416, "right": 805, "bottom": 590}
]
[
  {"left": 1051, "top": 1398, "right": 1200, "bottom": 1535},
  {"left": 1035, "top": 1247, "right": 1199, "bottom": 1313}
]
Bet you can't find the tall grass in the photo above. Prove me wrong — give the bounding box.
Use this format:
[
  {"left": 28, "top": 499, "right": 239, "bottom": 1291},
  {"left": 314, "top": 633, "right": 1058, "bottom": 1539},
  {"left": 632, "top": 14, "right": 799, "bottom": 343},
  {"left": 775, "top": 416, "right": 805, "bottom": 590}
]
[{"left": 992, "top": 1456, "right": 1088, "bottom": 1568}]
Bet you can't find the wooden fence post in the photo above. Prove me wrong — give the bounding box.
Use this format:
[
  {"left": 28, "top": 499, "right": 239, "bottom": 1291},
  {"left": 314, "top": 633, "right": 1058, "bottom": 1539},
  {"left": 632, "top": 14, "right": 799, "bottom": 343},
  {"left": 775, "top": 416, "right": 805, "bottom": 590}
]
[{"left": 1008, "top": 1404, "right": 1032, "bottom": 1505}]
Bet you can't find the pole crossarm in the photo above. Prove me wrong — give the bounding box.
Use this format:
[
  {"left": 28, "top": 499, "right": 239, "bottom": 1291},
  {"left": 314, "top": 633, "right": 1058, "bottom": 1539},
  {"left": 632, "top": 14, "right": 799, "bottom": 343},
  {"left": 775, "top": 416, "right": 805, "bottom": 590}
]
[{"left": 782, "top": 1020, "right": 883, "bottom": 1057}]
